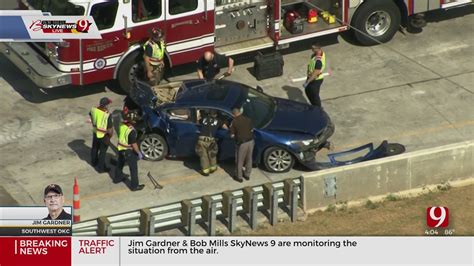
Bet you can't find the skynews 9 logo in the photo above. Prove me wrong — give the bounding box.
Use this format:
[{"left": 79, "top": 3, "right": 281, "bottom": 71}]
[
  {"left": 425, "top": 207, "right": 455, "bottom": 236},
  {"left": 29, "top": 19, "right": 92, "bottom": 34},
  {"left": 426, "top": 207, "right": 449, "bottom": 227}
]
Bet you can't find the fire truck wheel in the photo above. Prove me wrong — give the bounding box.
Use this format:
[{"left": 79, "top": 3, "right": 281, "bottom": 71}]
[
  {"left": 117, "top": 50, "right": 142, "bottom": 94},
  {"left": 352, "top": 0, "right": 401, "bottom": 45},
  {"left": 139, "top": 133, "right": 168, "bottom": 161}
]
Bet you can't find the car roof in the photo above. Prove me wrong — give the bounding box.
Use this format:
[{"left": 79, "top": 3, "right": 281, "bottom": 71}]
[{"left": 172, "top": 79, "right": 245, "bottom": 111}]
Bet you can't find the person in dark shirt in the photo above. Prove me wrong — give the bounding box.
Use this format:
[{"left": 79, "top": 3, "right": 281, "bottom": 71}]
[
  {"left": 197, "top": 51, "right": 234, "bottom": 80},
  {"left": 195, "top": 110, "right": 228, "bottom": 176},
  {"left": 114, "top": 110, "right": 145, "bottom": 191},
  {"left": 43, "top": 184, "right": 72, "bottom": 220},
  {"left": 229, "top": 108, "right": 254, "bottom": 182},
  {"left": 89, "top": 97, "right": 114, "bottom": 173}
]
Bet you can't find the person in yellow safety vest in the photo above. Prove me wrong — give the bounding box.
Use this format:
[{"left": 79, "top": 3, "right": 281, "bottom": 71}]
[
  {"left": 89, "top": 97, "right": 114, "bottom": 173},
  {"left": 143, "top": 27, "right": 166, "bottom": 86},
  {"left": 113, "top": 110, "right": 145, "bottom": 191},
  {"left": 303, "top": 43, "right": 326, "bottom": 108}
]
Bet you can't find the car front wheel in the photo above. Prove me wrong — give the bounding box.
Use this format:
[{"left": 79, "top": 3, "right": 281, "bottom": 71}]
[
  {"left": 139, "top": 133, "right": 168, "bottom": 161},
  {"left": 263, "top": 147, "right": 295, "bottom": 173}
]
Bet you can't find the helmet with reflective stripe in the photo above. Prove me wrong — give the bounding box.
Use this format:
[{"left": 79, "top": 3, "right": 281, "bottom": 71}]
[{"left": 151, "top": 27, "right": 163, "bottom": 41}]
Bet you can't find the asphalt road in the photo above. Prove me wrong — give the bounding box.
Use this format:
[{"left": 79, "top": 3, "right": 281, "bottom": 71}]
[{"left": 0, "top": 7, "right": 473, "bottom": 221}]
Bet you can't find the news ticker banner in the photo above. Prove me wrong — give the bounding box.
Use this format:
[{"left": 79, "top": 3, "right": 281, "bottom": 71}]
[
  {"left": 0, "top": 237, "right": 472, "bottom": 266},
  {"left": 0, "top": 10, "right": 101, "bottom": 41},
  {"left": 0, "top": 207, "right": 72, "bottom": 236}
]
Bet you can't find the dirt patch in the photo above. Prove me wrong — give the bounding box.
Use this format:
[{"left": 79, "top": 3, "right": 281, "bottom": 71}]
[{"left": 244, "top": 184, "right": 473, "bottom": 236}]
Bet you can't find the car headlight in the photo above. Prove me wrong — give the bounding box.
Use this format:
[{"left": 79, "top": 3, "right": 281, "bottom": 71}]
[{"left": 289, "top": 139, "right": 315, "bottom": 147}]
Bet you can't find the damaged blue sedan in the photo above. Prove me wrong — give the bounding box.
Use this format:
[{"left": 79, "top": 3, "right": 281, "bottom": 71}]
[{"left": 124, "top": 79, "right": 334, "bottom": 173}]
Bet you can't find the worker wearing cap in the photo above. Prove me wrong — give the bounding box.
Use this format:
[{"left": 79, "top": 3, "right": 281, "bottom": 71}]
[
  {"left": 43, "top": 184, "right": 72, "bottom": 220},
  {"left": 143, "top": 27, "right": 166, "bottom": 86},
  {"left": 197, "top": 51, "right": 234, "bottom": 80},
  {"left": 114, "top": 110, "right": 145, "bottom": 191},
  {"left": 195, "top": 109, "right": 228, "bottom": 176},
  {"left": 89, "top": 97, "right": 114, "bottom": 173},
  {"left": 303, "top": 44, "right": 326, "bottom": 107}
]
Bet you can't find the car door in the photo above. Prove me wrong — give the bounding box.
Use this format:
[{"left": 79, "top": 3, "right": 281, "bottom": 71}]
[
  {"left": 164, "top": 108, "right": 199, "bottom": 157},
  {"left": 214, "top": 111, "right": 235, "bottom": 161}
]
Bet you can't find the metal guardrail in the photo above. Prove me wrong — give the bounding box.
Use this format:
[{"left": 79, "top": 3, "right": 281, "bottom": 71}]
[{"left": 72, "top": 177, "right": 303, "bottom": 236}]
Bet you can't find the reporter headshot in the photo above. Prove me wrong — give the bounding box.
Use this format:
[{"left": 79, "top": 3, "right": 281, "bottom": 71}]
[{"left": 43, "top": 184, "right": 72, "bottom": 220}]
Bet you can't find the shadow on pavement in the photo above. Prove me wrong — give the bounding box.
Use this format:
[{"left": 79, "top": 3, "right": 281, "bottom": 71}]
[
  {"left": 282, "top": 85, "right": 308, "bottom": 104},
  {"left": 67, "top": 139, "right": 126, "bottom": 185},
  {"left": 67, "top": 138, "right": 117, "bottom": 170},
  {"left": 0, "top": 55, "right": 123, "bottom": 104},
  {"left": 181, "top": 157, "right": 240, "bottom": 182},
  {"left": 216, "top": 160, "right": 236, "bottom": 179},
  {"left": 182, "top": 158, "right": 202, "bottom": 174},
  {"left": 67, "top": 139, "right": 93, "bottom": 166}
]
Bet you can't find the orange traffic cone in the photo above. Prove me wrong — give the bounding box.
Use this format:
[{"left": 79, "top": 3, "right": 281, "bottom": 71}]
[{"left": 73, "top": 177, "right": 80, "bottom": 222}]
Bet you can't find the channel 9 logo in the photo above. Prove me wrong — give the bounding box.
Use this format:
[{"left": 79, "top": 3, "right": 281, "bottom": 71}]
[{"left": 426, "top": 207, "right": 449, "bottom": 228}]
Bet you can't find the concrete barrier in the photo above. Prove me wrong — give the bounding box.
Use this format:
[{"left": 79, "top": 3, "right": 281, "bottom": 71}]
[{"left": 302, "top": 140, "right": 474, "bottom": 211}]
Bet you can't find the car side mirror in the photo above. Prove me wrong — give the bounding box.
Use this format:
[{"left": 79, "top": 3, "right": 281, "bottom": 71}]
[
  {"left": 151, "top": 96, "right": 158, "bottom": 107},
  {"left": 256, "top": 86, "right": 263, "bottom": 93}
]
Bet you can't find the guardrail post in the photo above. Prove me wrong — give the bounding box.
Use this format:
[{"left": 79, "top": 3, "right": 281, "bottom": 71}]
[
  {"left": 201, "top": 195, "right": 216, "bottom": 236},
  {"left": 97, "top": 216, "right": 111, "bottom": 236},
  {"left": 299, "top": 176, "right": 305, "bottom": 210},
  {"left": 284, "top": 179, "right": 298, "bottom": 222},
  {"left": 263, "top": 183, "right": 278, "bottom": 226},
  {"left": 243, "top": 186, "right": 258, "bottom": 230},
  {"left": 222, "top": 191, "right": 237, "bottom": 233},
  {"left": 181, "top": 200, "right": 196, "bottom": 236},
  {"left": 139, "top": 208, "right": 154, "bottom": 236}
]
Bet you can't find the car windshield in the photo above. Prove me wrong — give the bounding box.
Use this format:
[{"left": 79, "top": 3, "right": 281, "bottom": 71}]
[
  {"left": 235, "top": 85, "right": 275, "bottom": 128},
  {"left": 25, "top": 0, "right": 85, "bottom": 15}
]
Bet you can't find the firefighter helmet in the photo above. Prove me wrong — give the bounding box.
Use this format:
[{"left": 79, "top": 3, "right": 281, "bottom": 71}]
[
  {"left": 122, "top": 107, "right": 138, "bottom": 123},
  {"left": 150, "top": 27, "right": 163, "bottom": 41}
]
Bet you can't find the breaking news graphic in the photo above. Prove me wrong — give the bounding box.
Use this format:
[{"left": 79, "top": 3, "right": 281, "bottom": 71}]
[
  {"left": 0, "top": 206, "right": 72, "bottom": 236},
  {"left": 0, "top": 237, "right": 71, "bottom": 266}
]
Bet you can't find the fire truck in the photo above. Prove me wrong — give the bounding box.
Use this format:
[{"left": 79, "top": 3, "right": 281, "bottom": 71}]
[{"left": 1, "top": 0, "right": 472, "bottom": 93}]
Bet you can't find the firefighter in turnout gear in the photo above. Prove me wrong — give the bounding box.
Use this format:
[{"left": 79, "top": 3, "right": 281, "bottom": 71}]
[
  {"left": 143, "top": 27, "right": 166, "bottom": 86},
  {"left": 195, "top": 110, "right": 227, "bottom": 176},
  {"left": 114, "top": 110, "right": 145, "bottom": 191},
  {"left": 89, "top": 97, "right": 114, "bottom": 173},
  {"left": 303, "top": 44, "right": 326, "bottom": 107}
]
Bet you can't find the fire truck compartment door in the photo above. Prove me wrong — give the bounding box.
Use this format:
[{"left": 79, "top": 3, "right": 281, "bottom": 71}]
[{"left": 164, "top": 0, "right": 214, "bottom": 55}]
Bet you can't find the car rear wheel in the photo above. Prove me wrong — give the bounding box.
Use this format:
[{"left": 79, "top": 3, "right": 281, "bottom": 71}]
[
  {"left": 139, "top": 133, "right": 168, "bottom": 161},
  {"left": 263, "top": 147, "right": 295, "bottom": 173}
]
